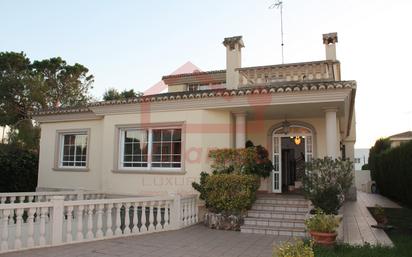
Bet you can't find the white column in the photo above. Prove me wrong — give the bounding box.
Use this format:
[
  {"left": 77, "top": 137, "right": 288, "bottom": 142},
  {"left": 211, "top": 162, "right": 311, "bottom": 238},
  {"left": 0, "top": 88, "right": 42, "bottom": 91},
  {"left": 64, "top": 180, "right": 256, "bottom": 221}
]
[
  {"left": 325, "top": 108, "right": 338, "bottom": 158},
  {"left": 234, "top": 112, "right": 246, "bottom": 148}
]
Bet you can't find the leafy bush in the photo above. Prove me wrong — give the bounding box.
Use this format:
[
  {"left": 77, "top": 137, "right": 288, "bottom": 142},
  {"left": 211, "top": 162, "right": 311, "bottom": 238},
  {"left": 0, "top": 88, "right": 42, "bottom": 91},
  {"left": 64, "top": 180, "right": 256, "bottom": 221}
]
[
  {"left": 305, "top": 210, "right": 340, "bottom": 233},
  {"left": 192, "top": 172, "right": 259, "bottom": 215},
  {"left": 274, "top": 239, "right": 315, "bottom": 257},
  {"left": 0, "top": 144, "right": 38, "bottom": 192},
  {"left": 208, "top": 146, "right": 273, "bottom": 178},
  {"left": 369, "top": 140, "right": 412, "bottom": 207},
  {"left": 302, "top": 157, "right": 353, "bottom": 214}
]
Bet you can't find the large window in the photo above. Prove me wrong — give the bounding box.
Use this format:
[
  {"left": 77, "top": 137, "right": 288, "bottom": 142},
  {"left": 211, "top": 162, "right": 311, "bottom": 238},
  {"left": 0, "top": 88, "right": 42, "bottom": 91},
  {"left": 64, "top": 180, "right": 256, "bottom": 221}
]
[
  {"left": 59, "top": 133, "right": 88, "bottom": 168},
  {"left": 119, "top": 127, "right": 182, "bottom": 170}
]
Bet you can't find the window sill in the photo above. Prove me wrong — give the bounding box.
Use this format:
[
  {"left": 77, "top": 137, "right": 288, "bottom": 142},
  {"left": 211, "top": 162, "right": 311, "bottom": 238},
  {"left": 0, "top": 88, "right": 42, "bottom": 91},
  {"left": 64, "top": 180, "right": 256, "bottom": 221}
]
[
  {"left": 53, "top": 167, "right": 90, "bottom": 172},
  {"left": 112, "top": 169, "right": 186, "bottom": 175}
]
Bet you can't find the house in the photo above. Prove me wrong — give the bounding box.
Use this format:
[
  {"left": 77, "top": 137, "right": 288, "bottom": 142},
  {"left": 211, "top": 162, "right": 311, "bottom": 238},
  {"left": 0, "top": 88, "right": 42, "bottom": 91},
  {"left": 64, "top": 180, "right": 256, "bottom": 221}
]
[
  {"left": 32, "top": 32, "right": 357, "bottom": 200},
  {"left": 387, "top": 131, "right": 412, "bottom": 148},
  {"left": 354, "top": 148, "right": 369, "bottom": 170}
]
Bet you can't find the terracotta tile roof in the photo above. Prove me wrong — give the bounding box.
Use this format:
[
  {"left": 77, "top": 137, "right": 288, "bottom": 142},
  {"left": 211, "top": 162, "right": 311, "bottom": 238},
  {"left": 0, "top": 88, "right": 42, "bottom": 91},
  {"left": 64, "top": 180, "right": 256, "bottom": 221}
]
[
  {"left": 162, "top": 69, "right": 225, "bottom": 79},
  {"left": 388, "top": 131, "right": 412, "bottom": 139},
  {"left": 162, "top": 70, "right": 226, "bottom": 86},
  {"left": 32, "top": 80, "right": 356, "bottom": 116}
]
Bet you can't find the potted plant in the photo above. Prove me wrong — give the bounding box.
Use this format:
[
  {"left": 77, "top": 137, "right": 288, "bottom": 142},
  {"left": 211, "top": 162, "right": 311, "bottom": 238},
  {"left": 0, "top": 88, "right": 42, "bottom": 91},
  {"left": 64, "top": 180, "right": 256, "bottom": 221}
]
[
  {"left": 305, "top": 210, "right": 340, "bottom": 246},
  {"left": 371, "top": 204, "right": 388, "bottom": 226}
]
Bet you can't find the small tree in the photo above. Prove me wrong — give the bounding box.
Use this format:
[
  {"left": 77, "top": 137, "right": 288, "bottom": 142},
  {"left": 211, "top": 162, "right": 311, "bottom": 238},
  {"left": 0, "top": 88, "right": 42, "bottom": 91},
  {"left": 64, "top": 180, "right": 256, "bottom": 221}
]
[
  {"left": 103, "top": 88, "right": 143, "bottom": 101},
  {"left": 302, "top": 157, "right": 353, "bottom": 214}
]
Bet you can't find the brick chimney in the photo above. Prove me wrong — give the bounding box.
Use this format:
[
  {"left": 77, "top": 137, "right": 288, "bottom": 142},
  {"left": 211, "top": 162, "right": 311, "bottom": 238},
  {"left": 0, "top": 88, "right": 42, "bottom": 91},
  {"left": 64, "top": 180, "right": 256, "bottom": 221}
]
[
  {"left": 323, "top": 32, "right": 338, "bottom": 61},
  {"left": 223, "top": 36, "right": 244, "bottom": 89}
]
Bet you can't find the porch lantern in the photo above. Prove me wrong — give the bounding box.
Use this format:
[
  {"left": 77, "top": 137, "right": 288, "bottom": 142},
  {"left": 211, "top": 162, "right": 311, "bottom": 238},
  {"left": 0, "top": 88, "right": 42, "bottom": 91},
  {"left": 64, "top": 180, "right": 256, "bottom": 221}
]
[{"left": 294, "top": 136, "right": 302, "bottom": 145}]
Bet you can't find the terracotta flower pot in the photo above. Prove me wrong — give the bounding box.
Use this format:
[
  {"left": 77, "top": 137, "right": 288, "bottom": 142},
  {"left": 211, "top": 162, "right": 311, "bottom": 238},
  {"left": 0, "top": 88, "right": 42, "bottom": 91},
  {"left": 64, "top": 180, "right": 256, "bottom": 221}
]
[{"left": 309, "top": 231, "right": 337, "bottom": 246}]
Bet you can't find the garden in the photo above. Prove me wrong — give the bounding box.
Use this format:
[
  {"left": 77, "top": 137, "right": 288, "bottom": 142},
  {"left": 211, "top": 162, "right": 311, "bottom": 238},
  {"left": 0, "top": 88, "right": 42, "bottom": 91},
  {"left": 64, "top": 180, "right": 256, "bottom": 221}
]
[{"left": 192, "top": 140, "right": 412, "bottom": 257}]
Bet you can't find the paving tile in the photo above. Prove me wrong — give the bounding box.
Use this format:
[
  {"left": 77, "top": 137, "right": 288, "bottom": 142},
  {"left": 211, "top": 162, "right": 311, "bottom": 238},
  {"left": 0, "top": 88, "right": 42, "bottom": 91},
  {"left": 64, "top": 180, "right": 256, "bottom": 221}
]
[{"left": 0, "top": 225, "right": 287, "bottom": 257}]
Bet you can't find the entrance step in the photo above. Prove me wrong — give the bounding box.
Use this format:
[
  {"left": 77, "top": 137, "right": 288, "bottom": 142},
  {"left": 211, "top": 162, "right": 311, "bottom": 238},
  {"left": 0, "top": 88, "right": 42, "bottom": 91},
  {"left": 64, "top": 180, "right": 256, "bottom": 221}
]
[
  {"left": 255, "top": 198, "right": 308, "bottom": 205},
  {"left": 251, "top": 203, "right": 309, "bottom": 213},
  {"left": 244, "top": 217, "right": 305, "bottom": 229},
  {"left": 246, "top": 210, "right": 307, "bottom": 220},
  {"left": 241, "top": 194, "right": 310, "bottom": 237},
  {"left": 241, "top": 225, "right": 307, "bottom": 237}
]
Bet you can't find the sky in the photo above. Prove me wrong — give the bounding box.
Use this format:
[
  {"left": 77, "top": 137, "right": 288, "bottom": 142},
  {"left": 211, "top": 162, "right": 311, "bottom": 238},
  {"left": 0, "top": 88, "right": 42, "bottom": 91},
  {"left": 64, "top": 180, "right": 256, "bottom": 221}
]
[{"left": 1, "top": 0, "right": 412, "bottom": 148}]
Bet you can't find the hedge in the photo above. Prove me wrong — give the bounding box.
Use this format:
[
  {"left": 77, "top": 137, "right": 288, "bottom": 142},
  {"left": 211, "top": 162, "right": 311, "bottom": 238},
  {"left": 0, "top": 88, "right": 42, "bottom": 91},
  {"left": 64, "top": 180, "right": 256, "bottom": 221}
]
[
  {"left": 369, "top": 140, "right": 412, "bottom": 207},
  {"left": 0, "top": 144, "right": 38, "bottom": 192},
  {"left": 193, "top": 172, "right": 260, "bottom": 215}
]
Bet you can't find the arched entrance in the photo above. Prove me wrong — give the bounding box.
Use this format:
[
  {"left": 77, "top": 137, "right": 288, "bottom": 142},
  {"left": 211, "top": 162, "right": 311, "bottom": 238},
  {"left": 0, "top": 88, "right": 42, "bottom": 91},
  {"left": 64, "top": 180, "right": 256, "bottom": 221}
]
[{"left": 271, "top": 122, "right": 315, "bottom": 193}]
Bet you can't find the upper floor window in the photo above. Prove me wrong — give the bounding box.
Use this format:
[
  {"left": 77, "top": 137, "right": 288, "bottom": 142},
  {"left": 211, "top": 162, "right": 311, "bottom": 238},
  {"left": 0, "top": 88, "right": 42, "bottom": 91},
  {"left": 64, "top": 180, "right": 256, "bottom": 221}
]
[
  {"left": 119, "top": 127, "right": 182, "bottom": 170},
  {"left": 59, "top": 132, "right": 88, "bottom": 168}
]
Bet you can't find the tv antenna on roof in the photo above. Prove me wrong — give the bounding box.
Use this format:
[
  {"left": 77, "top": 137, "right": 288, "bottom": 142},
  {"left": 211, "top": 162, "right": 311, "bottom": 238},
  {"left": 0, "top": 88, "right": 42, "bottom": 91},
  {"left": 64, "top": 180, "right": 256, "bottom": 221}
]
[{"left": 269, "top": 0, "right": 285, "bottom": 64}]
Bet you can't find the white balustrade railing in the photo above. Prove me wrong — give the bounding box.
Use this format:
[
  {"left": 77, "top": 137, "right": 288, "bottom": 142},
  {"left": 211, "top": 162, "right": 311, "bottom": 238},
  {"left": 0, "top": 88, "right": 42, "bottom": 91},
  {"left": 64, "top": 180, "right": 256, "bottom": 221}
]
[
  {"left": 0, "top": 191, "right": 107, "bottom": 204},
  {"left": 0, "top": 193, "right": 198, "bottom": 254}
]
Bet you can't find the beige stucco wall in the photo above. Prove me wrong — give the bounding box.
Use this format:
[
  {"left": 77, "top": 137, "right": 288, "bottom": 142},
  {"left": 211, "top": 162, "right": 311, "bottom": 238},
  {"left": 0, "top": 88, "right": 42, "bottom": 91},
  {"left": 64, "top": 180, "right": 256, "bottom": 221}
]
[
  {"left": 37, "top": 109, "right": 233, "bottom": 195},
  {"left": 37, "top": 119, "right": 103, "bottom": 191}
]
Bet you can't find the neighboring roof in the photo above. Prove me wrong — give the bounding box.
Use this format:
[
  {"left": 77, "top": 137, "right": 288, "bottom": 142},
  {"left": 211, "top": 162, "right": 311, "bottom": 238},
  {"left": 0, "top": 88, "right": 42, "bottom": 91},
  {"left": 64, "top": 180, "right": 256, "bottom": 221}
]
[
  {"left": 33, "top": 80, "right": 356, "bottom": 116},
  {"left": 388, "top": 131, "right": 412, "bottom": 139},
  {"left": 162, "top": 70, "right": 226, "bottom": 85}
]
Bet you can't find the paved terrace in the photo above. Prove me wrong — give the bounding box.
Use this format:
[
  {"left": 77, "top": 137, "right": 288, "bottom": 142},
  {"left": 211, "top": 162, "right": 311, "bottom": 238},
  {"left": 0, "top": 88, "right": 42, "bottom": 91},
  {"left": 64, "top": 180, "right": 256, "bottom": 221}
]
[
  {"left": 2, "top": 225, "right": 289, "bottom": 257},
  {"left": 342, "top": 191, "right": 401, "bottom": 246}
]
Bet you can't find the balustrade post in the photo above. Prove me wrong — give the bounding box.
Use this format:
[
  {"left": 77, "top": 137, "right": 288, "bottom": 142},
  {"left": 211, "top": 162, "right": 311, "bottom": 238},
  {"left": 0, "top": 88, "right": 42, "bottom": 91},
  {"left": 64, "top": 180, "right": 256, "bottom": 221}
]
[
  {"left": 147, "top": 202, "right": 154, "bottom": 232},
  {"left": 51, "top": 196, "right": 65, "bottom": 245},
  {"left": 140, "top": 202, "right": 147, "bottom": 233},
  {"left": 14, "top": 208, "right": 24, "bottom": 249},
  {"left": 124, "top": 203, "right": 131, "bottom": 234},
  {"left": 96, "top": 204, "right": 104, "bottom": 238},
  {"left": 27, "top": 208, "right": 36, "bottom": 247},
  {"left": 1, "top": 210, "right": 10, "bottom": 251},
  {"left": 170, "top": 193, "right": 181, "bottom": 229},
  {"left": 105, "top": 203, "right": 113, "bottom": 237}
]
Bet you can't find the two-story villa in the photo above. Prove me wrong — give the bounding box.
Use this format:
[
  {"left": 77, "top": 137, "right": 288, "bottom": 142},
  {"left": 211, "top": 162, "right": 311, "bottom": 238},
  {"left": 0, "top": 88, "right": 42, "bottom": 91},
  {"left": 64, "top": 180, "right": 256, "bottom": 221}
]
[{"left": 33, "top": 32, "right": 357, "bottom": 199}]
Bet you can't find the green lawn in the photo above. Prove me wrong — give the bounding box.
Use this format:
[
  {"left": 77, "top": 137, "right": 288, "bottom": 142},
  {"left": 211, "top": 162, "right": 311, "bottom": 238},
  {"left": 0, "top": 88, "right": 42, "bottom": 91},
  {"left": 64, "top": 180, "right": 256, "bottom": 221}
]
[{"left": 314, "top": 207, "right": 412, "bottom": 257}]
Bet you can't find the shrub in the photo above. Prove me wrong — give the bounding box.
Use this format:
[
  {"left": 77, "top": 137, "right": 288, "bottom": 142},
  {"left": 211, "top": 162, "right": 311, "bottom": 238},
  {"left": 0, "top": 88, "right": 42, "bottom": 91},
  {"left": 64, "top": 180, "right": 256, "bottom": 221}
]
[
  {"left": 368, "top": 140, "right": 412, "bottom": 207},
  {"left": 302, "top": 157, "right": 353, "bottom": 214},
  {"left": 0, "top": 144, "right": 38, "bottom": 192},
  {"left": 305, "top": 210, "right": 340, "bottom": 233},
  {"left": 192, "top": 173, "right": 259, "bottom": 215},
  {"left": 274, "top": 239, "right": 315, "bottom": 257},
  {"left": 368, "top": 138, "right": 390, "bottom": 180},
  {"left": 208, "top": 146, "right": 273, "bottom": 178},
  {"left": 361, "top": 163, "right": 369, "bottom": 170}
]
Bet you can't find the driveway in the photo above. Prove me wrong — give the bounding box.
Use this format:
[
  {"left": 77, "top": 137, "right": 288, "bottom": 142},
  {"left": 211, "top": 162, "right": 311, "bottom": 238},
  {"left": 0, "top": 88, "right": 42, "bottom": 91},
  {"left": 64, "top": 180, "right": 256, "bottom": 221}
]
[{"left": 2, "top": 225, "right": 288, "bottom": 257}]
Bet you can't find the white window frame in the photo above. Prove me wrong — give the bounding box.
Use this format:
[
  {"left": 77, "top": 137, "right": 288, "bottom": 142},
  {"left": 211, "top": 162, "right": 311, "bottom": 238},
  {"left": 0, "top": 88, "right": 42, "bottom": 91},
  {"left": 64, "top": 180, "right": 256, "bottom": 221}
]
[
  {"left": 58, "top": 132, "right": 89, "bottom": 169},
  {"left": 118, "top": 126, "right": 183, "bottom": 171}
]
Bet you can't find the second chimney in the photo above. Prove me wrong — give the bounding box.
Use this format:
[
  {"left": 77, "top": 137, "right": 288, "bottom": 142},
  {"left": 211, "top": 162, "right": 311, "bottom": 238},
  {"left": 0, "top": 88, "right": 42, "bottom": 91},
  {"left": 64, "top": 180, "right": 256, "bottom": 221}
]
[
  {"left": 323, "top": 32, "right": 338, "bottom": 61},
  {"left": 223, "top": 36, "right": 244, "bottom": 89}
]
